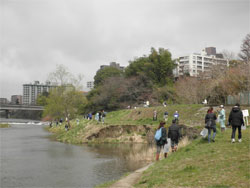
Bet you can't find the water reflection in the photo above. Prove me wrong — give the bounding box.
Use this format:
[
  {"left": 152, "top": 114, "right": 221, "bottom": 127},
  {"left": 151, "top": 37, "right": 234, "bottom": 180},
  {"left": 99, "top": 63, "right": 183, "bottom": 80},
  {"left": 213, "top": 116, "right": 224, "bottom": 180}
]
[{"left": 0, "top": 121, "right": 151, "bottom": 188}]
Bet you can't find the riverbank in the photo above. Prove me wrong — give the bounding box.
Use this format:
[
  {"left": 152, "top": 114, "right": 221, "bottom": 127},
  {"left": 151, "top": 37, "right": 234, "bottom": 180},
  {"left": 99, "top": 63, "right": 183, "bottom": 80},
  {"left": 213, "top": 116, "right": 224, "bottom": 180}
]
[
  {"left": 0, "top": 123, "right": 10, "bottom": 128},
  {"left": 47, "top": 104, "right": 249, "bottom": 144},
  {"left": 46, "top": 104, "right": 206, "bottom": 144},
  {"left": 133, "top": 127, "right": 250, "bottom": 188},
  {"left": 46, "top": 104, "right": 250, "bottom": 187}
]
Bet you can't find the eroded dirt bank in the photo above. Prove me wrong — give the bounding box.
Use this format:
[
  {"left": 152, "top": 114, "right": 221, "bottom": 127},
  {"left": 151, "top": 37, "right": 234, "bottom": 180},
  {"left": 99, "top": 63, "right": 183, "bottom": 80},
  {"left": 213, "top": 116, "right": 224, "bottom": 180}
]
[{"left": 84, "top": 124, "right": 200, "bottom": 143}]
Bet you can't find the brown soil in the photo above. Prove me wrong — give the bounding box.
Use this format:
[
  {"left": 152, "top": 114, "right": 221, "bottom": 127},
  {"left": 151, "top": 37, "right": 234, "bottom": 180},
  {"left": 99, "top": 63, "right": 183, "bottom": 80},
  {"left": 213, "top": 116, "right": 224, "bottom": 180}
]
[
  {"left": 86, "top": 124, "right": 154, "bottom": 143},
  {"left": 84, "top": 124, "right": 200, "bottom": 144}
]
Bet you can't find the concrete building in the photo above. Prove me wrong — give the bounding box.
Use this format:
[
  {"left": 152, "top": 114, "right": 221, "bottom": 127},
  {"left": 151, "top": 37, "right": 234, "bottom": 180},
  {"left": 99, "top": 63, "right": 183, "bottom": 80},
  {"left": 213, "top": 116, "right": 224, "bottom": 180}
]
[
  {"left": 11, "top": 95, "right": 22, "bottom": 104},
  {"left": 100, "top": 62, "right": 125, "bottom": 71},
  {"left": 0, "top": 98, "right": 8, "bottom": 104},
  {"left": 175, "top": 47, "right": 229, "bottom": 77},
  {"left": 23, "top": 81, "right": 57, "bottom": 105},
  {"left": 87, "top": 81, "right": 94, "bottom": 89}
]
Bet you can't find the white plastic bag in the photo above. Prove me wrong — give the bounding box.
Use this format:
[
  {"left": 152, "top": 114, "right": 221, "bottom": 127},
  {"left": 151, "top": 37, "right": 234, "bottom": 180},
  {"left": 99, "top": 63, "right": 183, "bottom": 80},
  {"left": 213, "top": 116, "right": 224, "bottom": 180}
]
[
  {"left": 241, "top": 125, "right": 246, "bottom": 130},
  {"left": 200, "top": 128, "right": 208, "bottom": 138}
]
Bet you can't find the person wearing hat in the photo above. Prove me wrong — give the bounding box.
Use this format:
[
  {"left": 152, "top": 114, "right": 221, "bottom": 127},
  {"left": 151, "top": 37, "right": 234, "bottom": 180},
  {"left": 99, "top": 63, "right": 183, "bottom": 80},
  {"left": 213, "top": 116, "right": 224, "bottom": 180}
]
[
  {"left": 218, "top": 105, "right": 226, "bottom": 132},
  {"left": 228, "top": 103, "right": 245, "bottom": 143}
]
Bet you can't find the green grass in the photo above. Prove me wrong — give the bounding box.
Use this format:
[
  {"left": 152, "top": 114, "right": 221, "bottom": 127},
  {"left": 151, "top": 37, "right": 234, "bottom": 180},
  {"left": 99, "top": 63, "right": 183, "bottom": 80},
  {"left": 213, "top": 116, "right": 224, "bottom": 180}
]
[
  {"left": 0, "top": 123, "right": 10, "bottom": 128},
  {"left": 135, "top": 127, "right": 250, "bottom": 188},
  {"left": 104, "top": 104, "right": 205, "bottom": 127},
  {"left": 47, "top": 105, "right": 250, "bottom": 144}
]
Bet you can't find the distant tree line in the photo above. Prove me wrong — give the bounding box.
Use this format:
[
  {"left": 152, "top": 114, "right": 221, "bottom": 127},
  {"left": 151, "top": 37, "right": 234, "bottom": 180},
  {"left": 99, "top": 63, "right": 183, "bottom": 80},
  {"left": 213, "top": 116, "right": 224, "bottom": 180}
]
[{"left": 38, "top": 33, "right": 250, "bottom": 120}]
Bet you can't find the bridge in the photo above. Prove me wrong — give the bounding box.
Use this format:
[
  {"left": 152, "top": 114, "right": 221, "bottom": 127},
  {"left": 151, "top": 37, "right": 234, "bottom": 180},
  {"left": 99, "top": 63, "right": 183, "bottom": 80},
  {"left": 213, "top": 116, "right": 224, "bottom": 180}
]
[
  {"left": 0, "top": 104, "right": 44, "bottom": 111},
  {"left": 0, "top": 104, "right": 44, "bottom": 118}
]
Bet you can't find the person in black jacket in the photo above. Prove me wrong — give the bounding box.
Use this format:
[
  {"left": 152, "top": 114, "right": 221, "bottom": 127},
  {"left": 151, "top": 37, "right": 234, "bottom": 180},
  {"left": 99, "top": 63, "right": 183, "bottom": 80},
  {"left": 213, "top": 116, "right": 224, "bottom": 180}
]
[
  {"left": 168, "top": 119, "right": 181, "bottom": 152},
  {"left": 228, "top": 103, "right": 245, "bottom": 143},
  {"left": 155, "top": 121, "right": 168, "bottom": 161},
  {"left": 205, "top": 107, "right": 217, "bottom": 143}
]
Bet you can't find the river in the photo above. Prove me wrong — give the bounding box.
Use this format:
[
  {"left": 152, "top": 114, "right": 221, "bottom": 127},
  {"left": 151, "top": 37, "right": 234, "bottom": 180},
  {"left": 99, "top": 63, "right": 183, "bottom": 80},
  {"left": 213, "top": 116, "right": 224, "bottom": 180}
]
[{"left": 0, "top": 119, "right": 151, "bottom": 188}]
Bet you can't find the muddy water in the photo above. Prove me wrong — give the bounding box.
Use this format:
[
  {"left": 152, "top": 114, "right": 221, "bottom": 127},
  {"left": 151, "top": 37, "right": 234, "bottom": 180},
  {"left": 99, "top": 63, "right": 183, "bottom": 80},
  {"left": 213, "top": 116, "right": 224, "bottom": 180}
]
[{"left": 0, "top": 120, "right": 151, "bottom": 188}]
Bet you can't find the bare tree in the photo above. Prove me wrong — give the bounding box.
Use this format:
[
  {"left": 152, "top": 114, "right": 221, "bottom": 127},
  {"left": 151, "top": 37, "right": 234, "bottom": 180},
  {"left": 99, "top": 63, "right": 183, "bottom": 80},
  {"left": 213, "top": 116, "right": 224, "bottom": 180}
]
[
  {"left": 222, "top": 50, "right": 236, "bottom": 61},
  {"left": 48, "top": 64, "right": 84, "bottom": 90},
  {"left": 238, "top": 33, "right": 250, "bottom": 64}
]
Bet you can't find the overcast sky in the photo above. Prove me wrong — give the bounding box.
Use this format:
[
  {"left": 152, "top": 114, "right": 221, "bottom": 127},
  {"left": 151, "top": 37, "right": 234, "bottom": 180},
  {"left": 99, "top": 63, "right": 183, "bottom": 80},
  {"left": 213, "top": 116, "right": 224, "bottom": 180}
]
[{"left": 0, "top": 0, "right": 249, "bottom": 100}]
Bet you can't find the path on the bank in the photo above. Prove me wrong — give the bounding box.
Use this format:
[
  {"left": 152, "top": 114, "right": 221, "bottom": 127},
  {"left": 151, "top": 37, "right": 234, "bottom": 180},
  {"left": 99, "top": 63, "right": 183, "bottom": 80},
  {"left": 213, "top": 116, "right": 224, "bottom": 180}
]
[{"left": 109, "top": 163, "right": 153, "bottom": 188}]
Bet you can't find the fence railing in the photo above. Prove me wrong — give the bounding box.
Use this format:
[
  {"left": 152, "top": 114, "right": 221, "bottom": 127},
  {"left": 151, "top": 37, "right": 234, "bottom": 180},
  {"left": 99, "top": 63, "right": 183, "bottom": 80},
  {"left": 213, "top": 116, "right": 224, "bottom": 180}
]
[{"left": 227, "top": 92, "right": 250, "bottom": 106}]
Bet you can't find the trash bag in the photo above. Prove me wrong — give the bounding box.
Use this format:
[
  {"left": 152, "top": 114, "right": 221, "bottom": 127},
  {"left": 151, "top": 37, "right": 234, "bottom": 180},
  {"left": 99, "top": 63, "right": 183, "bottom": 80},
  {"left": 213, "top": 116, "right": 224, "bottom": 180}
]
[{"left": 200, "top": 128, "right": 208, "bottom": 138}]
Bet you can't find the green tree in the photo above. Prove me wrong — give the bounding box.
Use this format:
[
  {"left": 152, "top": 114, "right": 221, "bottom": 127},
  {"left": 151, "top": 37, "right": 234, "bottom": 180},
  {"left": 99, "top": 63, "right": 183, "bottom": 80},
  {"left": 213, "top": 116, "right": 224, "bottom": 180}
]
[
  {"left": 125, "top": 47, "right": 176, "bottom": 87},
  {"left": 43, "top": 87, "right": 87, "bottom": 120},
  {"left": 94, "top": 66, "right": 123, "bottom": 87},
  {"left": 36, "top": 91, "right": 49, "bottom": 106}
]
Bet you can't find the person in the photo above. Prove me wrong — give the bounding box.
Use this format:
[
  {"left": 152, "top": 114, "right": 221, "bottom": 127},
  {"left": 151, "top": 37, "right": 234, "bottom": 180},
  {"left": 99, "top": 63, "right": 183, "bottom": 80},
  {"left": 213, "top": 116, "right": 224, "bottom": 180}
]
[
  {"left": 153, "top": 110, "right": 157, "bottom": 121},
  {"left": 146, "top": 101, "right": 149, "bottom": 107},
  {"left": 59, "top": 118, "right": 63, "bottom": 125},
  {"left": 205, "top": 107, "right": 217, "bottom": 143},
  {"left": 173, "top": 111, "right": 179, "bottom": 123},
  {"left": 65, "top": 123, "right": 69, "bottom": 131},
  {"left": 95, "top": 112, "right": 99, "bottom": 121},
  {"left": 218, "top": 105, "right": 226, "bottom": 132},
  {"left": 155, "top": 121, "right": 168, "bottom": 161},
  {"left": 163, "top": 111, "right": 168, "bottom": 122},
  {"left": 88, "top": 113, "right": 92, "bottom": 120},
  {"left": 168, "top": 119, "right": 181, "bottom": 152},
  {"left": 99, "top": 111, "right": 102, "bottom": 122},
  {"left": 163, "top": 101, "right": 167, "bottom": 107},
  {"left": 228, "top": 103, "right": 245, "bottom": 143},
  {"left": 102, "top": 110, "right": 106, "bottom": 123},
  {"left": 203, "top": 99, "right": 207, "bottom": 105}
]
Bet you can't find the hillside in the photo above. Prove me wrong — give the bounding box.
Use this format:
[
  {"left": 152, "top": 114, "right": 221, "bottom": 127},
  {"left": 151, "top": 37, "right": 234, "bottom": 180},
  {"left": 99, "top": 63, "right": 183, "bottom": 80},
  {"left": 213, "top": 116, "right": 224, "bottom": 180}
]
[
  {"left": 47, "top": 104, "right": 250, "bottom": 144},
  {"left": 134, "top": 127, "right": 250, "bottom": 188}
]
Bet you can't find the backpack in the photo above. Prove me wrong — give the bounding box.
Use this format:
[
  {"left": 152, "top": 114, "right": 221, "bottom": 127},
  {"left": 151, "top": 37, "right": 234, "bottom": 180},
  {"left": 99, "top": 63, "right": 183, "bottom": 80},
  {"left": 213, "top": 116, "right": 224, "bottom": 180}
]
[
  {"left": 154, "top": 128, "right": 162, "bottom": 141},
  {"left": 205, "top": 119, "right": 212, "bottom": 129}
]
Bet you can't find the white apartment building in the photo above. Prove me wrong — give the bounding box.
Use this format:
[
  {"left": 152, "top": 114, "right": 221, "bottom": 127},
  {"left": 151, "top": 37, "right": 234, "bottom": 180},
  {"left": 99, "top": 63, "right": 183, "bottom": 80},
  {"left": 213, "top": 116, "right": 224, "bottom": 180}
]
[
  {"left": 87, "top": 81, "right": 94, "bottom": 89},
  {"left": 23, "top": 81, "right": 57, "bottom": 105},
  {"left": 175, "top": 47, "right": 229, "bottom": 77}
]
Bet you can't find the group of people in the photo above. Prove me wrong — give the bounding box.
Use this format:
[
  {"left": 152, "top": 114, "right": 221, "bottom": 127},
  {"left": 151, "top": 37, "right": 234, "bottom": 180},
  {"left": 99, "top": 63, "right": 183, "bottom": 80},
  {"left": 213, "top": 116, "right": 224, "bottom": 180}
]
[
  {"left": 205, "top": 103, "right": 245, "bottom": 143},
  {"left": 155, "top": 103, "right": 246, "bottom": 161},
  {"left": 155, "top": 119, "right": 181, "bottom": 161},
  {"left": 94, "top": 110, "right": 106, "bottom": 123},
  {"left": 84, "top": 111, "right": 106, "bottom": 123},
  {"left": 153, "top": 110, "right": 179, "bottom": 122}
]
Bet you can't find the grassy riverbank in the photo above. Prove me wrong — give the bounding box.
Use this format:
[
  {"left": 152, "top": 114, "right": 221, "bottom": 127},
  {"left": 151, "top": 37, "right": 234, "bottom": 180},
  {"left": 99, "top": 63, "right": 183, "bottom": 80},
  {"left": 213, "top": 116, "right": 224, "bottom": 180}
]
[
  {"left": 0, "top": 123, "right": 10, "bottom": 128},
  {"left": 47, "top": 104, "right": 206, "bottom": 144},
  {"left": 47, "top": 104, "right": 249, "bottom": 144},
  {"left": 46, "top": 104, "right": 250, "bottom": 187},
  {"left": 134, "top": 127, "right": 250, "bottom": 188}
]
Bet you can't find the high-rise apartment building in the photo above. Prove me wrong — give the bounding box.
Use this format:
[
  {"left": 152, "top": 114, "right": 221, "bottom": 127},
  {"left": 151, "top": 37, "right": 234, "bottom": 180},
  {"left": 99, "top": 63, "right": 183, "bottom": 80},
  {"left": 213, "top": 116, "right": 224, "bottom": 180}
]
[
  {"left": 23, "top": 81, "right": 57, "bottom": 105},
  {"left": 11, "top": 95, "right": 22, "bottom": 104},
  {"left": 87, "top": 81, "right": 94, "bottom": 89},
  {"left": 175, "top": 47, "right": 229, "bottom": 77}
]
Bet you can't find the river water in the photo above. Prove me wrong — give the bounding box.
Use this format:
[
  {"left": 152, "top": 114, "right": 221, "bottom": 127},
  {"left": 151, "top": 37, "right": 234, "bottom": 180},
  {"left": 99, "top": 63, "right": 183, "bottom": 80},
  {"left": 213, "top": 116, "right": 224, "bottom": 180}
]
[{"left": 0, "top": 119, "right": 150, "bottom": 188}]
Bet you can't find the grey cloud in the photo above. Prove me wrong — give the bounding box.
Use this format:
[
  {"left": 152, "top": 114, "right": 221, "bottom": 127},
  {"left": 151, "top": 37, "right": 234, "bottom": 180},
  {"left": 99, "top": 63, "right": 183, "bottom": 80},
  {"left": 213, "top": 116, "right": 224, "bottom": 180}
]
[{"left": 0, "top": 0, "right": 249, "bottom": 99}]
